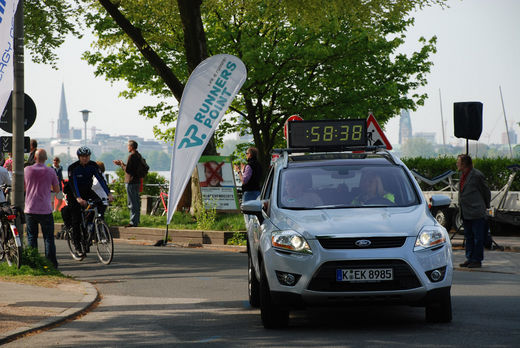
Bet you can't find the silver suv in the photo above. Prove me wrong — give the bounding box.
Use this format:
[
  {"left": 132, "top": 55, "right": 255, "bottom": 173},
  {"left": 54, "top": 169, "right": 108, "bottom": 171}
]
[{"left": 241, "top": 149, "right": 453, "bottom": 328}]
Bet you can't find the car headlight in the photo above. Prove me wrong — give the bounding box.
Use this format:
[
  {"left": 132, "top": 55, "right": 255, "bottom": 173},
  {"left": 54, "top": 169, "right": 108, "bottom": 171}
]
[
  {"left": 414, "top": 227, "right": 446, "bottom": 251},
  {"left": 271, "top": 230, "right": 312, "bottom": 254}
]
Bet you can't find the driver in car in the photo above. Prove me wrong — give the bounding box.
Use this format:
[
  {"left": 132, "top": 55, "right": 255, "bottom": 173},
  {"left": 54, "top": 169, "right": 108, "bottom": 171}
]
[
  {"left": 282, "top": 172, "right": 322, "bottom": 207},
  {"left": 352, "top": 172, "right": 395, "bottom": 205}
]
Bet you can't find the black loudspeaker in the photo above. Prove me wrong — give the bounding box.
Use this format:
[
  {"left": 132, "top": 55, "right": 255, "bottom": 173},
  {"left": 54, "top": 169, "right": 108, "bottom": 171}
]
[{"left": 453, "top": 102, "right": 483, "bottom": 140}]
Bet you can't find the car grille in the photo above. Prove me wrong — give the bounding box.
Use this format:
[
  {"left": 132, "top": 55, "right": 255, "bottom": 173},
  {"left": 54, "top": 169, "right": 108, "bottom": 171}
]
[
  {"left": 317, "top": 237, "right": 406, "bottom": 249},
  {"left": 307, "top": 259, "right": 421, "bottom": 292}
]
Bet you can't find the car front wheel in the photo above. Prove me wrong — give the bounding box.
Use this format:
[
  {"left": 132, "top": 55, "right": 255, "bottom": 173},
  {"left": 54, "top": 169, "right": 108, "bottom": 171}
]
[
  {"left": 425, "top": 288, "right": 452, "bottom": 323},
  {"left": 248, "top": 251, "right": 260, "bottom": 308},
  {"left": 260, "top": 262, "right": 289, "bottom": 329}
]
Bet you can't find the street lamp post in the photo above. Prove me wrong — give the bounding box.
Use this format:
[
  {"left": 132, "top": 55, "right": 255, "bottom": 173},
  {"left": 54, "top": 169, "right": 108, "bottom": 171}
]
[{"left": 80, "top": 109, "right": 91, "bottom": 145}]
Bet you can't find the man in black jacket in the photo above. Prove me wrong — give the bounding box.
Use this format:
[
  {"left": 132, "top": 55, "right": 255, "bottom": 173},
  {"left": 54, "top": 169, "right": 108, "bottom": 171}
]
[
  {"left": 24, "top": 139, "right": 37, "bottom": 167},
  {"left": 67, "top": 146, "right": 113, "bottom": 250},
  {"left": 457, "top": 154, "right": 491, "bottom": 268},
  {"left": 113, "top": 140, "right": 142, "bottom": 227}
]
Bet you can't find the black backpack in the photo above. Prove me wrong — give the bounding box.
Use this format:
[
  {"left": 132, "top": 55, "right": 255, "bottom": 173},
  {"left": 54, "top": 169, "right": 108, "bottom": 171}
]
[{"left": 135, "top": 154, "right": 150, "bottom": 178}]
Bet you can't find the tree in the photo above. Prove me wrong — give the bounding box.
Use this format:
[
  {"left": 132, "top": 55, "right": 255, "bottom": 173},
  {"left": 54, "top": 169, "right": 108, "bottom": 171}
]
[
  {"left": 25, "top": 1, "right": 82, "bottom": 68},
  {"left": 79, "top": 0, "right": 445, "bottom": 170},
  {"left": 141, "top": 150, "right": 171, "bottom": 171},
  {"left": 53, "top": 152, "right": 75, "bottom": 171},
  {"left": 401, "top": 138, "right": 436, "bottom": 158},
  {"left": 98, "top": 149, "right": 126, "bottom": 171},
  {"left": 514, "top": 145, "right": 520, "bottom": 159}
]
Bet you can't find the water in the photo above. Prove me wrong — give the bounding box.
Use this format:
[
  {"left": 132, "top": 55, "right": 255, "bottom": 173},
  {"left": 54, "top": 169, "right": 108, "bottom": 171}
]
[
  {"left": 64, "top": 171, "right": 170, "bottom": 183},
  {"left": 104, "top": 170, "right": 170, "bottom": 183}
]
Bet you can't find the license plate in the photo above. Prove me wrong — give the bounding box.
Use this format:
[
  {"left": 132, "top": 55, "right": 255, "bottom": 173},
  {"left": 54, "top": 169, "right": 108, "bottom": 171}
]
[{"left": 336, "top": 268, "right": 393, "bottom": 282}]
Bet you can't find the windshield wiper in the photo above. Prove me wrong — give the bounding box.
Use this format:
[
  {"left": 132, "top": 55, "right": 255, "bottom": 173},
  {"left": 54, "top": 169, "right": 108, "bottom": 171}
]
[{"left": 314, "top": 205, "right": 351, "bottom": 209}]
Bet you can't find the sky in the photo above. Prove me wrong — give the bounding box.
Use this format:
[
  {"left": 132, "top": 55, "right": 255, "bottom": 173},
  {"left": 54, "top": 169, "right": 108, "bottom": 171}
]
[{"left": 16, "top": 0, "right": 520, "bottom": 146}]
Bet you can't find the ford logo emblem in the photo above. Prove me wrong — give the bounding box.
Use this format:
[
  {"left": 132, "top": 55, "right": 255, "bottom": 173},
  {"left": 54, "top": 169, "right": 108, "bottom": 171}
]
[{"left": 355, "top": 239, "right": 371, "bottom": 247}]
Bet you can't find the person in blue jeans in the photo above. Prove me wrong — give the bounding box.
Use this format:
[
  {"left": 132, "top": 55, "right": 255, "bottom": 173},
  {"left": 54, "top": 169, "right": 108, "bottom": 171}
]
[
  {"left": 238, "top": 147, "right": 263, "bottom": 202},
  {"left": 456, "top": 154, "right": 491, "bottom": 268},
  {"left": 24, "top": 149, "right": 60, "bottom": 269},
  {"left": 113, "top": 140, "right": 142, "bottom": 227}
]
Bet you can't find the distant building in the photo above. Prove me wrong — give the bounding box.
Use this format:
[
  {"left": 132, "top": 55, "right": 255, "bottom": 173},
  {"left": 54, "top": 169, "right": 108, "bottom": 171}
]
[
  {"left": 56, "top": 83, "right": 70, "bottom": 139},
  {"left": 414, "top": 132, "right": 436, "bottom": 144},
  {"left": 47, "top": 83, "right": 170, "bottom": 159},
  {"left": 399, "top": 109, "right": 412, "bottom": 145},
  {"left": 501, "top": 130, "right": 518, "bottom": 145},
  {"left": 70, "top": 128, "right": 82, "bottom": 140}
]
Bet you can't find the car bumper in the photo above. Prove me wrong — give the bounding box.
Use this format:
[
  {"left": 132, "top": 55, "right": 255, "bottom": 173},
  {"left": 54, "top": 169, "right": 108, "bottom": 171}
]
[{"left": 262, "top": 237, "right": 453, "bottom": 308}]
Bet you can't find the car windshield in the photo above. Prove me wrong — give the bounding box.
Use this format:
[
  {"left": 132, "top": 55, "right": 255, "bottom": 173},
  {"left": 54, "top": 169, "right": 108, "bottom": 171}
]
[{"left": 278, "top": 164, "right": 420, "bottom": 209}]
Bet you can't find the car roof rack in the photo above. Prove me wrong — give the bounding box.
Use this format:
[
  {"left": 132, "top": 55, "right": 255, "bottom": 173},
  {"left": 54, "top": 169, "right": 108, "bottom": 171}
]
[{"left": 272, "top": 146, "right": 398, "bottom": 168}]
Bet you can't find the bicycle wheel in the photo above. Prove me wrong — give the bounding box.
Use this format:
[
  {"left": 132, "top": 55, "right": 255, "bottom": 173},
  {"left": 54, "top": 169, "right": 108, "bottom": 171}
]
[
  {"left": 4, "top": 223, "right": 21, "bottom": 268},
  {"left": 65, "top": 227, "right": 85, "bottom": 261},
  {"left": 0, "top": 231, "right": 5, "bottom": 261},
  {"left": 150, "top": 198, "right": 161, "bottom": 216},
  {"left": 95, "top": 219, "right": 113, "bottom": 265}
]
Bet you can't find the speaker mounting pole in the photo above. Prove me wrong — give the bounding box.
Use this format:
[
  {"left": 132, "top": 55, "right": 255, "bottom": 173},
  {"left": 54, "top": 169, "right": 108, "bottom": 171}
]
[{"left": 499, "top": 86, "right": 513, "bottom": 158}]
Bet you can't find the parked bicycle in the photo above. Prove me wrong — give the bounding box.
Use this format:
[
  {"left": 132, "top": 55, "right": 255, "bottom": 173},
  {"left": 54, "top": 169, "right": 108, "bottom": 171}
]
[
  {"left": 0, "top": 185, "right": 23, "bottom": 268},
  {"left": 150, "top": 183, "right": 169, "bottom": 216},
  {"left": 65, "top": 198, "right": 114, "bottom": 265}
]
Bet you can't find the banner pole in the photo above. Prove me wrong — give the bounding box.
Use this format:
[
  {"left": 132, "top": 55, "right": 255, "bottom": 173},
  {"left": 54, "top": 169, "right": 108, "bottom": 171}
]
[{"left": 12, "top": 0, "right": 24, "bottom": 236}]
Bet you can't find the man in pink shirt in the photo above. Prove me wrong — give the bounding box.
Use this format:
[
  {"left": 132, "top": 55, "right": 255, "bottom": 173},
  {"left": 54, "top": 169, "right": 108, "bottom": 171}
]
[{"left": 24, "top": 149, "right": 60, "bottom": 269}]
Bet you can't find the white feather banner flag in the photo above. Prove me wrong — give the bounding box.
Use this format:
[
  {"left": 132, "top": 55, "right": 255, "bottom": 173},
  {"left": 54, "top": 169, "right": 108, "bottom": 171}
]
[
  {"left": 0, "top": 0, "right": 19, "bottom": 115},
  {"left": 167, "top": 54, "right": 247, "bottom": 224}
]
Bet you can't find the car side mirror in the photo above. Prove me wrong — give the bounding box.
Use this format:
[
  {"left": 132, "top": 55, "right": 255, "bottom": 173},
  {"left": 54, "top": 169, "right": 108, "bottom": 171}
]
[
  {"left": 241, "top": 199, "right": 264, "bottom": 223},
  {"left": 429, "top": 194, "right": 451, "bottom": 208}
]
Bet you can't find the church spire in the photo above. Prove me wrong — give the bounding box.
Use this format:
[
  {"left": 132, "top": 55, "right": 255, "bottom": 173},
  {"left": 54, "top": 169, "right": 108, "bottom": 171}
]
[{"left": 57, "top": 82, "right": 70, "bottom": 139}]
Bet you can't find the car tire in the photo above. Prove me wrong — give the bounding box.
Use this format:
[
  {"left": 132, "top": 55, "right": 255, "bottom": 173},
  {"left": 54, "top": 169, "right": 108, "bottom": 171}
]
[
  {"left": 434, "top": 208, "right": 452, "bottom": 231},
  {"left": 260, "top": 262, "right": 289, "bottom": 329},
  {"left": 452, "top": 210, "right": 463, "bottom": 232},
  {"left": 425, "top": 288, "right": 452, "bottom": 323},
  {"left": 248, "top": 251, "right": 260, "bottom": 308}
]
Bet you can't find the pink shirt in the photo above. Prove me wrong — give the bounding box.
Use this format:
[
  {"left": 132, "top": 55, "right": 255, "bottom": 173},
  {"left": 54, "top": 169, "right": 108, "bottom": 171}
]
[{"left": 24, "top": 163, "right": 59, "bottom": 214}]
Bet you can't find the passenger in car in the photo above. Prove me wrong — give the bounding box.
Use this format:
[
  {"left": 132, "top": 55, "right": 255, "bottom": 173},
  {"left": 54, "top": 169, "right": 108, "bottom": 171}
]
[
  {"left": 281, "top": 172, "right": 322, "bottom": 207},
  {"left": 352, "top": 172, "right": 395, "bottom": 205}
]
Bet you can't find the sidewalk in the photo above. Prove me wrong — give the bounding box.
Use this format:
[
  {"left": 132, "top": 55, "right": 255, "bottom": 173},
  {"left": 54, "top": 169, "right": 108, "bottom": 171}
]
[
  {"left": 0, "top": 236, "right": 518, "bottom": 344},
  {"left": 0, "top": 280, "right": 98, "bottom": 344},
  {"left": 450, "top": 234, "right": 520, "bottom": 253}
]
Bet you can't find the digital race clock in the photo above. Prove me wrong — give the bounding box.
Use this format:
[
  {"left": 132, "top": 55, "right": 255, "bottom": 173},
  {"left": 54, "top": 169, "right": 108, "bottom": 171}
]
[{"left": 288, "top": 119, "right": 367, "bottom": 149}]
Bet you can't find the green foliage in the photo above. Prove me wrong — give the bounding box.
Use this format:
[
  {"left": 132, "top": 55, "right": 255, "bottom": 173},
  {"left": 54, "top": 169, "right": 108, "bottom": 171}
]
[
  {"left": 195, "top": 199, "right": 218, "bottom": 231},
  {"left": 514, "top": 144, "right": 520, "bottom": 158},
  {"left": 211, "top": 213, "right": 246, "bottom": 232},
  {"left": 98, "top": 150, "right": 127, "bottom": 171},
  {"left": 227, "top": 231, "right": 247, "bottom": 246},
  {"left": 400, "top": 138, "right": 437, "bottom": 158},
  {"left": 402, "top": 156, "right": 520, "bottom": 191},
  {"left": 25, "top": 1, "right": 83, "bottom": 67},
  {"left": 141, "top": 151, "right": 171, "bottom": 171},
  {"left": 0, "top": 248, "right": 62, "bottom": 276},
  {"left": 110, "top": 168, "right": 127, "bottom": 208},
  {"left": 105, "top": 206, "right": 128, "bottom": 225},
  {"left": 97, "top": 150, "right": 169, "bottom": 172},
  {"left": 109, "top": 168, "right": 168, "bottom": 209},
  {"left": 81, "top": 0, "right": 445, "bottom": 170}
]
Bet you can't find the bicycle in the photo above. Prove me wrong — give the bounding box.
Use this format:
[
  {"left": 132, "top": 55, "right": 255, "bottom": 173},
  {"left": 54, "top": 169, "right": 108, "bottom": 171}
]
[
  {"left": 65, "top": 198, "right": 114, "bottom": 265},
  {"left": 0, "top": 185, "right": 23, "bottom": 268},
  {"left": 150, "top": 183, "right": 168, "bottom": 216}
]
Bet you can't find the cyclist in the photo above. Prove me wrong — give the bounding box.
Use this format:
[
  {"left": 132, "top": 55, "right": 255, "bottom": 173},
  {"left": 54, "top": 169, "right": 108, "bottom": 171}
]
[{"left": 66, "top": 146, "right": 113, "bottom": 249}]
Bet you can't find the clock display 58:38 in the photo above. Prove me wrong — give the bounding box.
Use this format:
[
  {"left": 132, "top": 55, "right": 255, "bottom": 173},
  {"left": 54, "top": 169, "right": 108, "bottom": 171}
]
[
  {"left": 288, "top": 119, "right": 367, "bottom": 148},
  {"left": 307, "top": 124, "right": 363, "bottom": 142}
]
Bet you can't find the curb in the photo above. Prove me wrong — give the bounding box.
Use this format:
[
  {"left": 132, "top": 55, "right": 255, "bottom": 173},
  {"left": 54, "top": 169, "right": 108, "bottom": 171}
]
[
  {"left": 0, "top": 282, "right": 99, "bottom": 345},
  {"left": 451, "top": 240, "right": 520, "bottom": 253}
]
